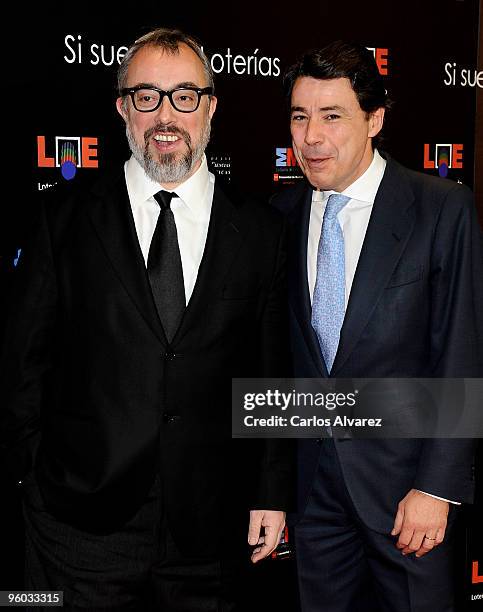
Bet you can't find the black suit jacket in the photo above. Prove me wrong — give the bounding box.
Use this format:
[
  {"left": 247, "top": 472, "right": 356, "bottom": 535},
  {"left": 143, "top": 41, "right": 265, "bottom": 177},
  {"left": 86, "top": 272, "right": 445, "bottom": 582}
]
[
  {"left": 1, "top": 167, "right": 292, "bottom": 555},
  {"left": 273, "top": 154, "right": 483, "bottom": 533}
]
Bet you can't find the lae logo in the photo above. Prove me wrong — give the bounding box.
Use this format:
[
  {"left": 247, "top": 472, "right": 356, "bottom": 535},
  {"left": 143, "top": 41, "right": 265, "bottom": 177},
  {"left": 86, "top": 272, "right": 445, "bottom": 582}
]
[
  {"left": 423, "top": 143, "right": 463, "bottom": 177},
  {"left": 37, "top": 136, "right": 99, "bottom": 180}
]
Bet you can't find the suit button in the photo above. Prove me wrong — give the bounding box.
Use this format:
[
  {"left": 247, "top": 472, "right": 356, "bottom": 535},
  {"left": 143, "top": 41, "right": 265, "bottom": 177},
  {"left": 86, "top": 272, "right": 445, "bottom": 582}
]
[
  {"left": 163, "top": 414, "right": 180, "bottom": 424},
  {"left": 164, "top": 351, "right": 176, "bottom": 360}
]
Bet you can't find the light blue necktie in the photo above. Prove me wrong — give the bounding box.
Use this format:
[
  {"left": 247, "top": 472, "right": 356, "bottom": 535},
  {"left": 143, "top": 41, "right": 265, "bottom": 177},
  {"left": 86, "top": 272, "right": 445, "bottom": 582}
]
[{"left": 311, "top": 193, "right": 351, "bottom": 373}]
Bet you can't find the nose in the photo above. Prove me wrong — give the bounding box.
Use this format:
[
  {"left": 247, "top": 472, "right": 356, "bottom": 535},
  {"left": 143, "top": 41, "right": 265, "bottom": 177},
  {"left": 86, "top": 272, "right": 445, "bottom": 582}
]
[
  {"left": 155, "top": 94, "right": 177, "bottom": 123},
  {"left": 304, "top": 116, "right": 325, "bottom": 146}
]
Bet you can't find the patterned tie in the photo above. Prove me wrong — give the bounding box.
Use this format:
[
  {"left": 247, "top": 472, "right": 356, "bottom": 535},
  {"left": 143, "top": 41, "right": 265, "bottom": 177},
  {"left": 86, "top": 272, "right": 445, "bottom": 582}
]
[
  {"left": 311, "top": 193, "right": 351, "bottom": 373},
  {"left": 147, "top": 190, "right": 185, "bottom": 342}
]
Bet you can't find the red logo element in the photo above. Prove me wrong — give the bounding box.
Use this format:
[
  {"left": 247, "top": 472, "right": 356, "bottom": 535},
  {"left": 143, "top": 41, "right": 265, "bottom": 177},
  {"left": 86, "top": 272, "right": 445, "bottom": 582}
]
[
  {"left": 366, "top": 48, "right": 389, "bottom": 76},
  {"left": 472, "top": 561, "right": 483, "bottom": 584}
]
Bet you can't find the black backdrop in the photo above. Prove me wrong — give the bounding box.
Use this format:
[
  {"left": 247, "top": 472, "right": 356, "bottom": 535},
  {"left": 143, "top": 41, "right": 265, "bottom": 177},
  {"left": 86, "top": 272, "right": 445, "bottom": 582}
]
[{"left": 1, "top": 0, "right": 482, "bottom": 608}]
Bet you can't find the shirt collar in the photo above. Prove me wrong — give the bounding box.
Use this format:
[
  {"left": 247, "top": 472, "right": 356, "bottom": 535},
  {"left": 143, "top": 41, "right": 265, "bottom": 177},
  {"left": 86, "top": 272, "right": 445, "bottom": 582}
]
[
  {"left": 125, "top": 154, "right": 212, "bottom": 218},
  {"left": 313, "top": 149, "right": 386, "bottom": 205}
]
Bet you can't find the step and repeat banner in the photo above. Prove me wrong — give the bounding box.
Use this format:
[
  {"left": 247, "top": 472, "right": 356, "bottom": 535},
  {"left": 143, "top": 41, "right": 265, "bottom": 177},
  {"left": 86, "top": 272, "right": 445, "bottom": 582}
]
[{"left": 1, "top": 0, "right": 482, "bottom": 608}]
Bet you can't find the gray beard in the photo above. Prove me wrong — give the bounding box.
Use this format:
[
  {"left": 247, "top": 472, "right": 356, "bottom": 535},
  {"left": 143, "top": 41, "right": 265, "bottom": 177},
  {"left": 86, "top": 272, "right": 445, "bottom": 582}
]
[{"left": 126, "top": 119, "right": 211, "bottom": 185}]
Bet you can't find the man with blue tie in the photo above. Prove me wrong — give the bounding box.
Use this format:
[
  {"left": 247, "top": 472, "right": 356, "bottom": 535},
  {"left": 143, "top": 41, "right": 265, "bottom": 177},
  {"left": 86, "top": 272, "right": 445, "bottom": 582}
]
[{"left": 272, "top": 41, "right": 483, "bottom": 611}]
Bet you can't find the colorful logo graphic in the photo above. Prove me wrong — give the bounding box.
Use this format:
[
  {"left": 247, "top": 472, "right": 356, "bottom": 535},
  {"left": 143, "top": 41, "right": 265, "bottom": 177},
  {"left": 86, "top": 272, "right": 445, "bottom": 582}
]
[
  {"left": 37, "top": 136, "right": 99, "bottom": 180},
  {"left": 59, "top": 141, "right": 78, "bottom": 180},
  {"left": 423, "top": 143, "right": 463, "bottom": 177},
  {"left": 366, "top": 48, "right": 389, "bottom": 75},
  {"left": 276, "top": 147, "right": 298, "bottom": 168},
  {"left": 273, "top": 147, "right": 304, "bottom": 184}
]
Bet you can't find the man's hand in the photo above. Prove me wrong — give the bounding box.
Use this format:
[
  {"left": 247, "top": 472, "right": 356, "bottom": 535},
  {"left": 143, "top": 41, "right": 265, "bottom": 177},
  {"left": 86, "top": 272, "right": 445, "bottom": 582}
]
[
  {"left": 391, "top": 489, "right": 449, "bottom": 558},
  {"left": 248, "top": 510, "right": 286, "bottom": 563}
]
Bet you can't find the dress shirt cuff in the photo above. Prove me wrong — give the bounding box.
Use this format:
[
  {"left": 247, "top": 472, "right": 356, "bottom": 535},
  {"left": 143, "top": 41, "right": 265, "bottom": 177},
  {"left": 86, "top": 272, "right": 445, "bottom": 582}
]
[{"left": 416, "top": 489, "right": 461, "bottom": 505}]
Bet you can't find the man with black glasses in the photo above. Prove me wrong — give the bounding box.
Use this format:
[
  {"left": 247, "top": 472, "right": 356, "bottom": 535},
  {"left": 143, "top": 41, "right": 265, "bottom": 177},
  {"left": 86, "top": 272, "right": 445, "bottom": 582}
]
[{"left": 1, "top": 28, "right": 291, "bottom": 611}]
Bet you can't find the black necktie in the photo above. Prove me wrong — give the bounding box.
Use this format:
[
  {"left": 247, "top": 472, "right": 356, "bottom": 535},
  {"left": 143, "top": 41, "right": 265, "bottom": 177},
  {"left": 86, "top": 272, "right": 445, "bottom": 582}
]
[{"left": 147, "top": 190, "right": 186, "bottom": 342}]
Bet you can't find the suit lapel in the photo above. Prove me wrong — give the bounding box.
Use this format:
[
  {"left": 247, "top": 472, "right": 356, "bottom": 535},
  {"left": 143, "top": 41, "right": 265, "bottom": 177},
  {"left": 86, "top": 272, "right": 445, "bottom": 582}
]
[
  {"left": 288, "top": 183, "right": 328, "bottom": 377},
  {"left": 331, "top": 158, "right": 416, "bottom": 375},
  {"left": 86, "top": 168, "right": 167, "bottom": 345},
  {"left": 171, "top": 182, "right": 246, "bottom": 343}
]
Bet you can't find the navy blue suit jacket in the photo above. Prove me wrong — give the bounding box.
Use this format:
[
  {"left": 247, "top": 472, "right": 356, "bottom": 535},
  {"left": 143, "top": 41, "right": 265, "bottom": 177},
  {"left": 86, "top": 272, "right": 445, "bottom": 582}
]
[{"left": 272, "top": 154, "right": 483, "bottom": 533}]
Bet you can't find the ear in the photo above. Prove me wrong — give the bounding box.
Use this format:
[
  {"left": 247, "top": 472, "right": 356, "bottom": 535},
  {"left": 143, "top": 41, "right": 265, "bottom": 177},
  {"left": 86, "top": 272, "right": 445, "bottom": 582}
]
[
  {"left": 368, "top": 107, "right": 385, "bottom": 138},
  {"left": 208, "top": 95, "right": 217, "bottom": 120},
  {"left": 116, "top": 97, "right": 128, "bottom": 122}
]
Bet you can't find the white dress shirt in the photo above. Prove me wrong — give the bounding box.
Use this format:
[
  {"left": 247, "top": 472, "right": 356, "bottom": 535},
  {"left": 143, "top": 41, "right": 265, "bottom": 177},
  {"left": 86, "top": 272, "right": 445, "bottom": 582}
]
[
  {"left": 307, "top": 149, "right": 458, "bottom": 506},
  {"left": 124, "top": 155, "right": 214, "bottom": 303}
]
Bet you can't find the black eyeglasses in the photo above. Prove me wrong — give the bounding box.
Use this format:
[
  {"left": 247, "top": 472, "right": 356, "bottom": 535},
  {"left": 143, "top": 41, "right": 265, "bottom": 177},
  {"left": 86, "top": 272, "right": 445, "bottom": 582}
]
[{"left": 120, "top": 86, "right": 214, "bottom": 113}]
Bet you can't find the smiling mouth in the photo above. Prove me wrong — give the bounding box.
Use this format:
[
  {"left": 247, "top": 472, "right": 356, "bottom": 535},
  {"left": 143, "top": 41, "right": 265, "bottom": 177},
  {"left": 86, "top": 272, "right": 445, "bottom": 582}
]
[
  {"left": 151, "top": 132, "right": 185, "bottom": 153},
  {"left": 154, "top": 134, "right": 180, "bottom": 143},
  {"left": 305, "top": 156, "right": 332, "bottom": 167}
]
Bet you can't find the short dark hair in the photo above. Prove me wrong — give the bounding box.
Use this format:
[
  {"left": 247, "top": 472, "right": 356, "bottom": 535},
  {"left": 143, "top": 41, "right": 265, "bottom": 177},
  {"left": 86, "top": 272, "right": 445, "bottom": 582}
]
[{"left": 283, "top": 41, "right": 390, "bottom": 148}]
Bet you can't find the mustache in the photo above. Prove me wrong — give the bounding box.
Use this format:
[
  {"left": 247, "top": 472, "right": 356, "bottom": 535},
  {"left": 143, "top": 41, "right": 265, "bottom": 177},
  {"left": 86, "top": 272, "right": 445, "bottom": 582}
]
[{"left": 144, "top": 123, "right": 192, "bottom": 147}]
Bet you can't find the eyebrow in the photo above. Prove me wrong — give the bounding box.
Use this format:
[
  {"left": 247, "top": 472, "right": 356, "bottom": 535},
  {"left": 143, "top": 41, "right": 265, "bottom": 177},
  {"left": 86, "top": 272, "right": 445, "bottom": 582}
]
[
  {"left": 291, "top": 105, "right": 347, "bottom": 113},
  {"left": 130, "top": 81, "right": 202, "bottom": 90},
  {"left": 173, "top": 81, "right": 203, "bottom": 89}
]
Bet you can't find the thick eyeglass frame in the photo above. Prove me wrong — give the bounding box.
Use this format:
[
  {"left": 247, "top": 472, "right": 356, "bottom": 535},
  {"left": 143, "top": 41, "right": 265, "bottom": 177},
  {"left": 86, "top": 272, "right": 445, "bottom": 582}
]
[{"left": 120, "top": 86, "right": 214, "bottom": 113}]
